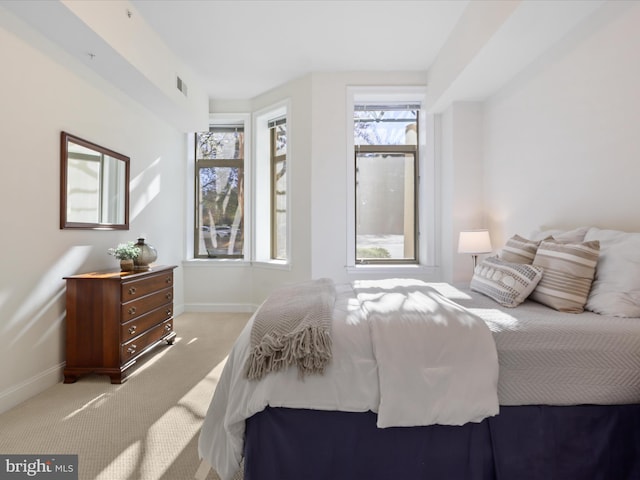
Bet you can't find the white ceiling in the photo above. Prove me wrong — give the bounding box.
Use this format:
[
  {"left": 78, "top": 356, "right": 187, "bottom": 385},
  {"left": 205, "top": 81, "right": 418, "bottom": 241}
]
[
  {"left": 129, "top": 0, "right": 469, "bottom": 100},
  {"left": 0, "top": 0, "right": 607, "bottom": 129}
]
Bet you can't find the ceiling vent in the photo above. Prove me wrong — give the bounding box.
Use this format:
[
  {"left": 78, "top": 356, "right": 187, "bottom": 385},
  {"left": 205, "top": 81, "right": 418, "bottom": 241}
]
[{"left": 176, "top": 75, "right": 188, "bottom": 97}]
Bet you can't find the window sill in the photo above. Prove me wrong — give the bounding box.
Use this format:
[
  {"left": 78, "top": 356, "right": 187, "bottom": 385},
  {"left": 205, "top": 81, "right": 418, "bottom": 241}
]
[
  {"left": 181, "top": 258, "right": 291, "bottom": 271},
  {"left": 253, "top": 259, "right": 291, "bottom": 271},
  {"left": 182, "top": 258, "right": 251, "bottom": 268},
  {"left": 346, "top": 264, "right": 440, "bottom": 279}
]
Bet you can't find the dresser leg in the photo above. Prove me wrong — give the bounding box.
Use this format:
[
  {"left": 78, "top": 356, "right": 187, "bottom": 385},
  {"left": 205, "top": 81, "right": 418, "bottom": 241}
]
[
  {"left": 109, "top": 373, "right": 126, "bottom": 384},
  {"left": 63, "top": 373, "right": 78, "bottom": 384}
]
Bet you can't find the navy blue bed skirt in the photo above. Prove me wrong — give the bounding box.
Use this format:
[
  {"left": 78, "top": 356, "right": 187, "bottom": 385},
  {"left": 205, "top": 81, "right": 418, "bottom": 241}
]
[{"left": 244, "top": 405, "right": 640, "bottom": 480}]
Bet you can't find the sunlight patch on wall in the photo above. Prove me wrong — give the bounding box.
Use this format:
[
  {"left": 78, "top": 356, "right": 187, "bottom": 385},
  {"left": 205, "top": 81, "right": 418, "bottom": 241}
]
[
  {"left": 33, "top": 291, "right": 66, "bottom": 348},
  {"left": 130, "top": 157, "right": 161, "bottom": 221},
  {"left": 7, "top": 246, "right": 92, "bottom": 344}
]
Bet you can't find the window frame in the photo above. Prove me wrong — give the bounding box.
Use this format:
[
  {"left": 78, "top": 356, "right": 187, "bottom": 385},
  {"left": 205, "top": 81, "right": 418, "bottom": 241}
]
[
  {"left": 193, "top": 118, "right": 249, "bottom": 260},
  {"left": 346, "top": 86, "right": 436, "bottom": 273},
  {"left": 253, "top": 101, "right": 291, "bottom": 267},
  {"left": 354, "top": 112, "right": 419, "bottom": 264}
]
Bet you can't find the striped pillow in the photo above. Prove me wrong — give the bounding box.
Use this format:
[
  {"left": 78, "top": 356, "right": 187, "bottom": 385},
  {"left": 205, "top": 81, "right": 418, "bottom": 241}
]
[
  {"left": 530, "top": 240, "right": 600, "bottom": 313},
  {"left": 500, "top": 234, "right": 545, "bottom": 264},
  {"left": 470, "top": 256, "right": 543, "bottom": 308}
]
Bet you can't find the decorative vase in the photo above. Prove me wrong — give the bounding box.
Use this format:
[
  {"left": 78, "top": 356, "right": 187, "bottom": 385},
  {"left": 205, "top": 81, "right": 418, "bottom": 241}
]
[
  {"left": 133, "top": 237, "right": 158, "bottom": 271},
  {"left": 120, "top": 259, "right": 135, "bottom": 272}
]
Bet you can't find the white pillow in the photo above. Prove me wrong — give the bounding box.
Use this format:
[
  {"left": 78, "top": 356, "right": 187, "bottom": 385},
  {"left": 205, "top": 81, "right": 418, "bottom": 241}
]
[
  {"left": 529, "top": 226, "right": 590, "bottom": 243},
  {"left": 584, "top": 227, "right": 640, "bottom": 317},
  {"left": 470, "top": 256, "right": 543, "bottom": 308}
]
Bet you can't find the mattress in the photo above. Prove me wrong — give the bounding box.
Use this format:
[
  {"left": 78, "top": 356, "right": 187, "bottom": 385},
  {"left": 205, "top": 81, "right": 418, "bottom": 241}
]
[{"left": 430, "top": 283, "right": 640, "bottom": 406}]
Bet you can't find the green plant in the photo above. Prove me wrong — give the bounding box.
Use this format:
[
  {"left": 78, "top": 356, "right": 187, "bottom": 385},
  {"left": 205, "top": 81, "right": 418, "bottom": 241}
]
[
  {"left": 108, "top": 241, "right": 140, "bottom": 260},
  {"left": 356, "top": 246, "right": 391, "bottom": 259}
]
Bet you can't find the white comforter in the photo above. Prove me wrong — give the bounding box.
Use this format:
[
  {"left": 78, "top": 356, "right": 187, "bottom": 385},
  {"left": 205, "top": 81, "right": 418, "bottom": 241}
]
[{"left": 198, "top": 279, "right": 499, "bottom": 480}]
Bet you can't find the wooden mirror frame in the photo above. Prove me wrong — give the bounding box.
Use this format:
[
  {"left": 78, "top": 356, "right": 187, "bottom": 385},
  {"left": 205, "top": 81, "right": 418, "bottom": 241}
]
[{"left": 60, "top": 132, "right": 130, "bottom": 230}]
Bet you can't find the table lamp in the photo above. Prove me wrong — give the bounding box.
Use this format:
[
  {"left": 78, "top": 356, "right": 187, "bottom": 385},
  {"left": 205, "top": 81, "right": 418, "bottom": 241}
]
[{"left": 458, "top": 230, "right": 492, "bottom": 269}]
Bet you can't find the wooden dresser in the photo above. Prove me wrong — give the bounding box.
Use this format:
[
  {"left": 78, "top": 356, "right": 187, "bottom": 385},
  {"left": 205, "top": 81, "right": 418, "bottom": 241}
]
[{"left": 63, "top": 265, "right": 177, "bottom": 384}]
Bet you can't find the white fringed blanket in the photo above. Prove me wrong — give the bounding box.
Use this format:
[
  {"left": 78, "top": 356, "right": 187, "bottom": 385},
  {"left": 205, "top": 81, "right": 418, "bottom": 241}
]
[{"left": 244, "top": 278, "right": 336, "bottom": 380}]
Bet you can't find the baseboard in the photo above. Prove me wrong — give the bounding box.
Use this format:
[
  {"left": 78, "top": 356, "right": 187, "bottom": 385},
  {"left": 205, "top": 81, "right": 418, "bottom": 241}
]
[
  {"left": 174, "top": 302, "right": 186, "bottom": 316},
  {"left": 0, "top": 362, "right": 64, "bottom": 415}
]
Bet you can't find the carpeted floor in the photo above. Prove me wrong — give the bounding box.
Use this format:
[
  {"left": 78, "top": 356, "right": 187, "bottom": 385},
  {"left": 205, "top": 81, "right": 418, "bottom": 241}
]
[{"left": 0, "top": 312, "right": 250, "bottom": 480}]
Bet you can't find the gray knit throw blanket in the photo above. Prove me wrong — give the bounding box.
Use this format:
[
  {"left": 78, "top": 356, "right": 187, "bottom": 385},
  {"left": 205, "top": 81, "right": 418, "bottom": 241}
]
[{"left": 245, "top": 278, "right": 336, "bottom": 381}]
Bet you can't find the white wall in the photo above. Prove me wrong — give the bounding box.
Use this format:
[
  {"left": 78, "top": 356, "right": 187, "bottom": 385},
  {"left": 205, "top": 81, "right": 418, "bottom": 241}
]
[
  {"left": 483, "top": 1, "right": 640, "bottom": 246},
  {"left": 0, "top": 8, "right": 186, "bottom": 414},
  {"left": 440, "top": 102, "right": 487, "bottom": 284},
  {"left": 251, "top": 76, "right": 314, "bottom": 303}
]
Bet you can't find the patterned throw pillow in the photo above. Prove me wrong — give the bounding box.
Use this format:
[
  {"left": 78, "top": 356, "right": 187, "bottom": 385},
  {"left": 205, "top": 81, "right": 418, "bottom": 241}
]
[
  {"left": 500, "top": 234, "right": 545, "bottom": 264},
  {"left": 530, "top": 240, "right": 600, "bottom": 313},
  {"left": 470, "top": 256, "right": 543, "bottom": 308}
]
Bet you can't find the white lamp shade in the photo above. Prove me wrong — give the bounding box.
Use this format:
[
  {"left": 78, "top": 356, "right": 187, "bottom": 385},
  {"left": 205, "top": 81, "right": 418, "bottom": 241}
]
[{"left": 458, "top": 230, "right": 492, "bottom": 254}]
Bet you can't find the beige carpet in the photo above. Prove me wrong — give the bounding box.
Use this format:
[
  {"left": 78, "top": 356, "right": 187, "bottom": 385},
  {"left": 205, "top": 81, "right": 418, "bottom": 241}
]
[{"left": 0, "top": 312, "right": 250, "bottom": 480}]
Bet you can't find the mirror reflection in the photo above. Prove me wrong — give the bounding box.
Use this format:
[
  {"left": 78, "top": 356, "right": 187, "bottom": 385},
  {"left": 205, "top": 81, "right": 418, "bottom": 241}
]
[{"left": 61, "top": 132, "right": 129, "bottom": 230}]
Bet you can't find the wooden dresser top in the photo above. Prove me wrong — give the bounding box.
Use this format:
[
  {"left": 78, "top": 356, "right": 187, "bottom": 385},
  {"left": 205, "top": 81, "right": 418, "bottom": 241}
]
[{"left": 64, "top": 265, "right": 177, "bottom": 281}]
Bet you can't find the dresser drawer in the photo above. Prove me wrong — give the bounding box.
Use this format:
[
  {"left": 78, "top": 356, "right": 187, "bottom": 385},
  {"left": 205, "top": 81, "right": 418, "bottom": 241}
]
[
  {"left": 121, "top": 271, "right": 174, "bottom": 302},
  {"left": 121, "top": 319, "right": 173, "bottom": 362},
  {"left": 121, "top": 287, "right": 173, "bottom": 323},
  {"left": 121, "top": 304, "right": 173, "bottom": 342}
]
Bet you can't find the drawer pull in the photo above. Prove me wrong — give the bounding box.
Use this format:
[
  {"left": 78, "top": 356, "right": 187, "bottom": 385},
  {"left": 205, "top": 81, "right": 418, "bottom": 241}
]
[
  {"left": 128, "top": 307, "right": 137, "bottom": 315},
  {"left": 166, "top": 308, "right": 172, "bottom": 317},
  {"left": 128, "top": 287, "right": 137, "bottom": 295},
  {"left": 165, "top": 292, "right": 172, "bottom": 300},
  {"left": 127, "top": 345, "right": 137, "bottom": 354},
  {"left": 128, "top": 325, "right": 137, "bottom": 335},
  {"left": 166, "top": 277, "right": 172, "bottom": 284},
  {"left": 164, "top": 324, "right": 172, "bottom": 332}
]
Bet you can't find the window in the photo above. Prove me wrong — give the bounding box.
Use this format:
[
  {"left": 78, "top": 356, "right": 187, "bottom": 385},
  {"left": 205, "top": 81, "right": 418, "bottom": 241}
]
[
  {"left": 194, "top": 125, "right": 245, "bottom": 259},
  {"left": 270, "top": 117, "right": 287, "bottom": 260},
  {"left": 354, "top": 104, "right": 419, "bottom": 264},
  {"left": 254, "top": 102, "right": 289, "bottom": 265}
]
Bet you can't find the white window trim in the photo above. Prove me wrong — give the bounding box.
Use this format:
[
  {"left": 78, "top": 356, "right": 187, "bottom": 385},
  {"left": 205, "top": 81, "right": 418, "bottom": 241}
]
[
  {"left": 345, "top": 86, "right": 438, "bottom": 276},
  {"left": 252, "top": 99, "right": 292, "bottom": 269}
]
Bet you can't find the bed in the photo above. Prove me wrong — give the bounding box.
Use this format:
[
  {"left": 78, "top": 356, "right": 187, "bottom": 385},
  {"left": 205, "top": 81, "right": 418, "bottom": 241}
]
[{"left": 197, "top": 227, "right": 640, "bottom": 480}]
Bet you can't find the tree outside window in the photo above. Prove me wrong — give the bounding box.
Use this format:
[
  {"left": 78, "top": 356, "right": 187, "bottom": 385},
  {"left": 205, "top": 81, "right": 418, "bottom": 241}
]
[
  {"left": 195, "top": 126, "right": 244, "bottom": 258},
  {"left": 270, "top": 119, "right": 287, "bottom": 260}
]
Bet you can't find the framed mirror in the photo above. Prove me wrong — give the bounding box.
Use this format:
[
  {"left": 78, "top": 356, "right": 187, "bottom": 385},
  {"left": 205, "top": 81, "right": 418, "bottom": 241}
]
[{"left": 60, "top": 132, "right": 130, "bottom": 230}]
